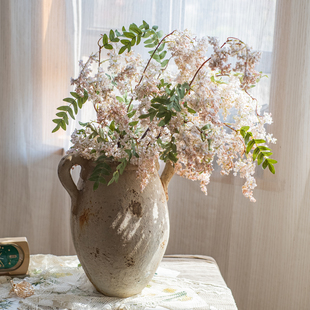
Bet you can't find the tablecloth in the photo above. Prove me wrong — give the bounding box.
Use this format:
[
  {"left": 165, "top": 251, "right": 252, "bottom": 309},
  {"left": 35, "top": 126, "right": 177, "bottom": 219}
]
[{"left": 0, "top": 254, "right": 238, "bottom": 310}]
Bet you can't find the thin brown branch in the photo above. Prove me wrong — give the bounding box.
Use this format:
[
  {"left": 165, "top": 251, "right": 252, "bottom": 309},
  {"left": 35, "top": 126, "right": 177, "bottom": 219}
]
[
  {"left": 127, "top": 30, "right": 176, "bottom": 112},
  {"left": 188, "top": 37, "right": 246, "bottom": 90},
  {"left": 138, "top": 30, "right": 176, "bottom": 86},
  {"left": 140, "top": 128, "right": 150, "bottom": 141},
  {"left": 97, "top": 36, "right": 103, "bottom": 68}
]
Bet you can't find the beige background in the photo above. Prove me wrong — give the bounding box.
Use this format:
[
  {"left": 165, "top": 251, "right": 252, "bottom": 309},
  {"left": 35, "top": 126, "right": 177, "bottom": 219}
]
[{"left": 1, "top": 1, "right": 309, "bottom": 309}]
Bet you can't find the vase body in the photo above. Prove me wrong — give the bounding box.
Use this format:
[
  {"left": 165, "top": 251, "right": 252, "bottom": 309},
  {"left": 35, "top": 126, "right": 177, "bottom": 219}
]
[{"left": 58, "top": 155, "right": 169, "bottom": 297}]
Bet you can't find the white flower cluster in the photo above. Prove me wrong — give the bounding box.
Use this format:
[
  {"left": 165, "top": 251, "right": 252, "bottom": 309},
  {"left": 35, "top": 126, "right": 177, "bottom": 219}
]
[{"left": 68, "top": 29, "right": 276, "bottom": 201}]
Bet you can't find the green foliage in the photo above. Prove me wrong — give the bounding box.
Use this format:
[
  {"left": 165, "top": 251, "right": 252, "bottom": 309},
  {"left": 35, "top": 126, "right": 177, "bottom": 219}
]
[
  {"left": 139, "top": 82, "right": 190, "bottom": 127},
  {"left": 52, "top": 90, "right": 88, "bottom": 132},
  {"left": 157, "top": 136, "right": 178, "bottom": 163},
  {"left": 210, "top": 75, "right": 228, "bottom": 84},
  {"left": 200, "top": 124, "right": 212, "bottom": 150},
  {"left": 99, "top": 21, "right": 169, "bottom": 67},
  {"left": 89, "top": 145, "right": 139, "bottom": 189},
  {"left": 89, "top": 154, "right": 112, "bottom": 190},
  {"left": 240, "top": 126, "right": 277, "bottom": 174}
]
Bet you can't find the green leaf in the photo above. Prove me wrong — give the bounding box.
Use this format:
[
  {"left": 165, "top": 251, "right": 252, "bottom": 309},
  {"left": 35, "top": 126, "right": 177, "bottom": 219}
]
[
  {"left": 119, "top": 46, "right": 127, "bottom": 54},
  {"left": 57, "top": 105, "right": 70, "bottom": 111},
  {"left": 240, "top": 126, "right": 250, "bottom": 132},
  {"left": 116, "top": 96, "right": 124, "bottom": 102},
  {"left": 156, "top": 30, "right": 163, "bottom": 38},
  {"left": 244, "top": 132, "right": 253, "bottom": 145},
  {"left": 139, "top": 114, "right": 150, "bottom": 119},
  {"left": 262, "top": 159, "right": 268, "bottom": 169},
  {"left": 109, "top": 29, "right": 115, "bottom": 41},
  {"left": 253, "top": 147, "right": 260, "bottom": 161},
  {"left": 119, "top": 161, "right": 127, "bottom": 175},
  {"left": 187, "top": 107, "right": 196, "bottom": 114},
  {"left": 168, "top": 152, "right": 178, "bottom": 163},
  {"left": 56, "top": 112, "right": 69, "bottom": 125},
  {"left": 261, "top": 151, "right": 273, "bottom": 156},
  {"left": 268, "top": 162, "right": 275, "bottom": 174},
  {"left": 104, "top": 44, "right": 113, "bottom": 50},
  {"left": 109, "top": 120, "right": 115, "bottom": 131},
  {"left": 121, "top": 39, "right": 131, "bottom": 45},
  {"left": 142, "top": 20, "right": 149, "bottom": 30},
  {"left": 149, "top": 111, "right": 157, "bottom": 121},
  {"left": 83, "top": 89, "right": 88, "bottom": 103},
  {"left": 267, "top": 158, "right": 277, "bottom": 164},
  {"left": 164, "top": 112, "right": 172, "bottom": 123},
  {"left": 136, "top": 35, "right": 141, "bottom": 45},
  {"left": 257, "top": 152, "right": 265, "bottom": 165},
  {"left": 202, "top": 124, "right": 211, "bottom": 131},
  {"left": 129, "top": 121, "right": 139, "bottom": 126},
  {"left": 200, "top": 132, "right": 206, "bottom": 141},
  {"left": 159, "top": 50, "right": 167, "bottom": 59},
  {"left": 123, "top": 31, "right": 135, "bottom": 39},
  {"left": 152, "top": 25, "right": 158, "bottom": 31},
  {"left": 127, "top": 110, "right": 136, "bottom": 118},
  {"left": 52, "top": 123, "right": 61, "bottom": 133},
  {"left": 253, "top": 139, "right": 266, "bottom": 144},
  {"left": 70, "top": 92, "right": 80, "bottom": 99},
  {"left": 129, "top": 23, "right": 142, "bottom": 35},
  {"left": 143, "top": 30, "right": 153, "bottom": 38},
  {"left": 99, "top": 177, "right": 107, "bottom": 184},
  {"left": 60, "top": 120, "right": 66, "bottom": 130},
  {"left": 71, "top": 100, "right": 78, "bottom": 114},
  {"left": 102, "top": 34, "right": 108, "bottom": 45},
  {"left": 79, "top": 121, "right": 88, "bottom": 127},
  {"left": 144, "top": 38, "right": 154, "bottom": 44},
  {"left": 67, "top": 107, "right": 75, "bottom": 120},
  {"left": 93, "top": 181, "right": 100, "bottom": 191},
  {"left": 78, "top": 98, "right": 83, "bottom": 109},
  {"left": 57, "top": 106, "right": 75, "bottom": 120},
  {"left": 63, "top": 97, "right": 76, "bottom": 105},
  {"left": 161, "top": 59, "right": 169, "bottom": 67},
  {"left": 145, "top": 43, "right": 157, "bottom": 48},
  {"left": 246, "top": 139, "right": 255, "bottom": 154},
  {"left": 157, "top": 43, "right": 165, "bottom": 53},
  {"left": 207, "top": 139, "right": 212, "bottom": 151},
  {"left": 173, "top": 101, "right": 182, "bottom": 112},
  {"left": 258, "top": 146, "right": 271, "bottom": 151},
  {"left": 158, "top": 119, "right": 166, "bottom": 127},
  {"left": 152, "top": 53, "right": 160, "bottom": 61}
]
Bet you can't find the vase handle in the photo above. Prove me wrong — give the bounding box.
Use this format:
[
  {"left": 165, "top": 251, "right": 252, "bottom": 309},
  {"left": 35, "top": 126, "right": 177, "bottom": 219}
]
[
  {"left": 160, "top": 161, "right": 175, "bottom": 201},
  {"left": 58, "top": 154, "right": 87, "bottom": 215}
]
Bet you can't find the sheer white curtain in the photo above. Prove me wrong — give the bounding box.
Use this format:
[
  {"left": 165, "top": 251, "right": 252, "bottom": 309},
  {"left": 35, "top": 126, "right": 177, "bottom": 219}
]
[
  {"left": 0, "top": 0, "right": 76, "bottom": 254},
  {"left": 2, "top": 0, "right": 310, "bottom": 309}
]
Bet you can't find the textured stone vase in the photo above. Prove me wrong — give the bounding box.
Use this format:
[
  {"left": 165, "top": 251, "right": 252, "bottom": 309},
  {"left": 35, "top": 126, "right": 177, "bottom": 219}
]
[{"left": 58, "top": 155, "right": 170, "bottom": 297}]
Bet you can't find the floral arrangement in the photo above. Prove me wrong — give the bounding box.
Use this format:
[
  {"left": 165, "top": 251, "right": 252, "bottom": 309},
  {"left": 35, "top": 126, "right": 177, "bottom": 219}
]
[{"left": 53, "top": 21, "right": 277, "bottom": 202}]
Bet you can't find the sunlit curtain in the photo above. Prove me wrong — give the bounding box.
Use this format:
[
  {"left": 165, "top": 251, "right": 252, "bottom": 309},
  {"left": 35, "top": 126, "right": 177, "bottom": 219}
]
[
  {"left": 2, "top": 0, "right": 310, "bottom": 310},
  {"left": 0, "top": 0, "right": 76, "bottom": 255}
]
